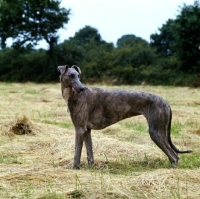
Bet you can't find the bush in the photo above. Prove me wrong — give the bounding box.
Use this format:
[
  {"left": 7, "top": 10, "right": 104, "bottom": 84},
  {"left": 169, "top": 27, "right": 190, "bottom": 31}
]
[{"left": 0, "top": 48, "right": 57, "bottom": 82}]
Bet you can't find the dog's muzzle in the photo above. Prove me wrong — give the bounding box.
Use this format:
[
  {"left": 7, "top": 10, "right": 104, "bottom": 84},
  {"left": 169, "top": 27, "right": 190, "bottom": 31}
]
[{"left": 72, "top": 86, "right": 85, "bottom": 93}]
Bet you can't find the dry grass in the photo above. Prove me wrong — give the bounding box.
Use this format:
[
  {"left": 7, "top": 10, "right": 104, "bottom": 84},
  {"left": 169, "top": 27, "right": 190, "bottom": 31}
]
[
  {"left": 0, "top": 82, "right": 200, "bottom": 198},
  {"left": 1, "top": 114, "right": 38, "bottom": 136}
]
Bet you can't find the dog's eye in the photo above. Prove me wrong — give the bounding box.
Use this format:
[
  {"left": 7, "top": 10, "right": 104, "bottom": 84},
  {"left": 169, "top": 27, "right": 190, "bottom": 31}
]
[{"left": 69, "top": 74, "right": 74, "bottom": 78}]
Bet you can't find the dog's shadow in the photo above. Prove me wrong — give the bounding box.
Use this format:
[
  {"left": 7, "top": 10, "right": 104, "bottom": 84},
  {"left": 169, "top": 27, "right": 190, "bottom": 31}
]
[
  {"left": 90, "top": 158, "right": 170, "bottom": 174},
  {"left": 58, "top": 158, "right": 170, "bottom": 173}
]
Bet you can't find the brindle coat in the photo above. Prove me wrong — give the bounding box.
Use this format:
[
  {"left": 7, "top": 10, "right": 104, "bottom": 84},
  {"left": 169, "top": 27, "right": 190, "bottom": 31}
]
[{"left": 58, "top": 65, "right": 192, "bottom": 169}]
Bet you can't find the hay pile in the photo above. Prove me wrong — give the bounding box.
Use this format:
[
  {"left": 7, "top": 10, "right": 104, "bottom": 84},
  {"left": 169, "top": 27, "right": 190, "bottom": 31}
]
[{"left": 1, "top": 114, "right": 37, "bottom": 136}]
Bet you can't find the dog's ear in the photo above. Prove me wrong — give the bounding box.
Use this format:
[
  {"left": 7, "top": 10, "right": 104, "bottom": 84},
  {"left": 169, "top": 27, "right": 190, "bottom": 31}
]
[
  {"left": 71, "top": 65, "right": 81, "bottom": 74},
  {"left": 57, "top": 65, "right": 69, "bottom": 74}
]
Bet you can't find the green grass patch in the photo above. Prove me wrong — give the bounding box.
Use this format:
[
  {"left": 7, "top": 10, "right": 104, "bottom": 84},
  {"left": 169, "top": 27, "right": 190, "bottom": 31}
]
[
  {"left": 92, "top": 154, "right": 169, "bottom": 175},
  {"left": 171, "top": 120, "right": 183, "bottom": 136},
  {"left": 24, "top": 89, "right": 39, "bottom": 95},
  {"left": 119, "top": 120, "right": 148, "bottom": 134},
  {"left": 179, "top": 153, "right": 200, "bottom": 169},
  {"left": 43, "top": 120, "right": 74, "bottom": 129},
  {"left": 0, "top": 153, "right": 24, "bottom": 164}
]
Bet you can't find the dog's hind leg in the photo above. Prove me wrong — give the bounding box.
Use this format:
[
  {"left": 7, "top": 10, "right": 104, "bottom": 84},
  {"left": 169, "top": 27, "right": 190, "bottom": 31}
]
[
  {"left": 73, "top": 128, "right": 85, "bottom": 169},
  {"left": 148, "top": 115, "right": 179, "bottom": 168},
  {"left": 149, "top": 130, "right": 179, "bottom": 168},
  {"left": 84, "top": 129, "right": 94, "bottom": 168}
]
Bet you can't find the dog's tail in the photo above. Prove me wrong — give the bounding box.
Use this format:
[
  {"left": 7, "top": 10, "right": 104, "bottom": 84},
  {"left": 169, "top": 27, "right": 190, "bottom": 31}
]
[{"left": 168, "top": 108, "right": 192, "bottom": 154}]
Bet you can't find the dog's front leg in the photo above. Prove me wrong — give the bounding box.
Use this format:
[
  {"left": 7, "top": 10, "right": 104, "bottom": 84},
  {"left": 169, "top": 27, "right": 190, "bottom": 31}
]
[
  {"left": 73, "top": 128, "right": 85, "bottom": 169},
  {"left": 84, "top": 129, "right": 94, "bottom": 168}
]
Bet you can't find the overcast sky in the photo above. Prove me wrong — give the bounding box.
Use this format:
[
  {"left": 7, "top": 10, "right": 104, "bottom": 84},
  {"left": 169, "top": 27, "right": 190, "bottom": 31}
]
[{"left": 39, "top": 0, "right": 194, "bottom": 48}]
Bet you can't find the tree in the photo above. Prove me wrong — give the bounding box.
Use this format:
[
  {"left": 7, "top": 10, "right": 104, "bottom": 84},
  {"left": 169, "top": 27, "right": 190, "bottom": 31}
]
[
  {"left": 150, "top": 0, "right": 200, "bottom": 72},
  {"left": 113, "top": 34, "right": 156, "bottom": 84},
  {"left": 71, "top": 25, "right": 103, "bottom": 46},
  {"left": 115, "top": 34, "right": 155, "bottom": 68},
  {"left": 0, "top": 0, "right": 70, "bottom": 55},
  {"left": 117, "top": 34, "right": 148, "bottom": 48},
  {"left": 150, "top": 19, "right": 176, "bottom": 57},
  {"left": 68, "top": 26, "right": 115, "bottom": 81},
  {"left": 54, "top": 39, "right": 84, "bottom": 67},
  {"left": 174, "top": 0, "right": 200, "bottom": 72}
]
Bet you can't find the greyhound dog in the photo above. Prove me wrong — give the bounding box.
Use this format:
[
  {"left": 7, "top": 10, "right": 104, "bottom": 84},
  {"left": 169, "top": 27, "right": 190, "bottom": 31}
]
[{"left": 58, "top": 65, "right": 192, "bottom": 169}]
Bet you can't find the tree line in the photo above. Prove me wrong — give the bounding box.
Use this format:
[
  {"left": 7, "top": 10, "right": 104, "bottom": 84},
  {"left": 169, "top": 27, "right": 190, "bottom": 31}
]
[{"left": 0, "top": 0, "right": 200, "bottom": 86}]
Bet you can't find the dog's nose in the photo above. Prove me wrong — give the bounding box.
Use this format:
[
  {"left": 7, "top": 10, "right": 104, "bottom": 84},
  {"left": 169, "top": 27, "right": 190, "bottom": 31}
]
[{"left": 80, "top": 87, "right": 84, "bottom": 91}]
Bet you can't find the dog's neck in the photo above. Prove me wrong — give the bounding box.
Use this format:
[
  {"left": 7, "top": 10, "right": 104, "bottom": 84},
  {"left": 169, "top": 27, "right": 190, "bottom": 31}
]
[
  {"left": 62, "top": 87, "right": 72, "bottom": 115},
  {"left": 62, "top": 87, "right": 72, "bottom": 105}
]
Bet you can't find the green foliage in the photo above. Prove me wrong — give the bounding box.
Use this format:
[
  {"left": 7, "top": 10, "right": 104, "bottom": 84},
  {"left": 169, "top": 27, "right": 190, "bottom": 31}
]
[
  {"left": 110, "top": 34, "right": 157, "bottom": 84},
  {"left": 0, "top": 2, "right": 200, "bottom": 86},
  {"left": 54, "top": 39, "right": 83, "bottom": 66},
  {"left": 151, "top": 0, "right": 200, "bottom": 73},
  {"left": 174, "top": 0, "right": 200, "bottom": 72},
  {"left": 117, "top": 34, "right": 148, "bottom": 48},
  {"left": 72, "top": 25, "right": 103, "bottom": 46},
  {"left": 150, "top": 19, "right": 176, "bottom": 57},
  {"left": 0, "top": 48, "right": 55, "bottom": 82},
  {"left": 81, "top": 43, "right": 115, "bottom": 82},
  {"left": 61, "top": 26, "right": 115, "bottom": 82},
  {"left": 0, "top": 0, "right": 70, "bottom": 53}
]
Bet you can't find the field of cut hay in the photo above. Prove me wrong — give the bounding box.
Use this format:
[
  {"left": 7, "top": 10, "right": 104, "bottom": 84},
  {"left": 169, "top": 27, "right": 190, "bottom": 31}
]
[{"left": 0, "top": 82, "right": 200, "bottom": 199}]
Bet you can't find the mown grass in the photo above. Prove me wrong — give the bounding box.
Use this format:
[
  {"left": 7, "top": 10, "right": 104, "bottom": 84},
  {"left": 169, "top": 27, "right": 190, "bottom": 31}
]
[{"left": 0, "top": 82, "right": 200, "bottom": 198}]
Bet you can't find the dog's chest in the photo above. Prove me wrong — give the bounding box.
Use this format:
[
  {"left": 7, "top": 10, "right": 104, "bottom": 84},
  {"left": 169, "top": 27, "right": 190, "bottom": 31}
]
[
  {"left": 62, "top": 88, "right": 71, "bottom": 114},
  {"left": 63, "top": 88, "right": 70, "bottom": 102}
]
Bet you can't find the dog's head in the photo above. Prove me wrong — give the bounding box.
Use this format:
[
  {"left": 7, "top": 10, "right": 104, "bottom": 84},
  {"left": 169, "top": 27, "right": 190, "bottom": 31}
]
[{"left": 57, "top": 65, "right": 84, "bottom": 93}]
